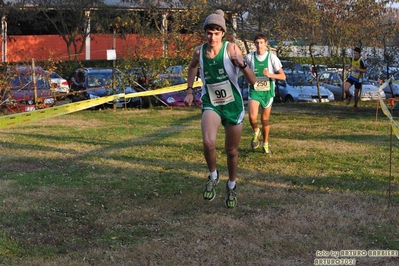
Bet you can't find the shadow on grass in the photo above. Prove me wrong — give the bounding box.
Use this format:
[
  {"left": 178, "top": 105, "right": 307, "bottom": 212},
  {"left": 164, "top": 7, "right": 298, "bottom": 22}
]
[{"left": 1, "top": 105, "right": 399, "bottom": 264}]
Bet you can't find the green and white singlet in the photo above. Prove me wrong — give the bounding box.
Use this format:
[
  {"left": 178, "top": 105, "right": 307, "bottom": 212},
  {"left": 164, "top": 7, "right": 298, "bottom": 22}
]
[
  {"left": 249, "top": 51, "right": 274, "bottom": 108},
  {"left": 199, "top": 41, "right": 245, "bottom": 126}
]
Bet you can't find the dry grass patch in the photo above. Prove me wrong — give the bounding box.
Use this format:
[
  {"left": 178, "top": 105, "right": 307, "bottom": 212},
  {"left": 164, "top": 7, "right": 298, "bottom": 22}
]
[{"left": 0, "top": 103, "right": 398, "bottom": 265}]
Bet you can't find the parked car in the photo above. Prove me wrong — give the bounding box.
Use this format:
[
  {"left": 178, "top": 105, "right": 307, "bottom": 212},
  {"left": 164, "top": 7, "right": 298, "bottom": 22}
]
[
  {"left": 164, "top": 65, "right": 188, "bottom": 76},
  {"left": 238, "top": 74, "right": 249, "bottom": 101},
  {"left": 385, "top": 72, "right": 399, "bottom": 98},
  {"left": 128, "top": 66, "right": 154, "bottom": 90},
  {"left": 281, "top": 61, "right": 303, "bottom": 73},
  {"left": 0, "top": 65, "right": 56, "bottom": 113},
  {"left": 362, "top": 79, "right": 380, "bottom": 100},
  {"left": 276, "top": 72, "right": 335, "bottom": 103},
  {"left": 367, "top": 66, "right": 399, "bottom": 84},
  {"left": 350, "top": 80, "right": 386, "bottom": 101},
  {"left": 48, "top": 71, "right": 69, "bottom": 95},
  {"left": 367, "top": 69, "right": 399, "bottom": 99},
  {"left": 301, "top": 64, "right": 328, "bottom": 76},
  {"left": 153, "top": 74, "right": 202, "bottom": 106},
  {"left": 319, "top": 70, "right": 386, "bottom": 101},
  {"left": 67, "top": 68, "right": 141, "bottom": 108},
  {"left": 319, "top": 71, "right": 345, "bottom": 100}
]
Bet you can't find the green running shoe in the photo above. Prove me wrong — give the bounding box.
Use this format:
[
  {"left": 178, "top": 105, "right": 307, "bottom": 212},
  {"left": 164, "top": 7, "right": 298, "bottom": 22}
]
[
  {"left": 225, "top": 182, "right": 237, "bottom": 208},
  {"left": 262, "top": 143, "right": 271, "bottom": 154},
  {"left": 251, "top": 130, "right": 261, "bottom": 149},
  {"left": 203, "top": 172, "right": 219, "bottom": 201}
]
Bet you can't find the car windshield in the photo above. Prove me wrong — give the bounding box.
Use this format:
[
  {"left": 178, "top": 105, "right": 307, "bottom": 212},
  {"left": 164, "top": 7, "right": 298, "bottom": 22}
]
[
  {"left": 165, "top": 65, "right": 187, "bottom": 75},
  {"left": 154, "top": 76, "right": 186, "bottom": 87},
  {"left": 286, "top": 73, "right": 315, "bottom": 86},
  {"left": 11, "top": 73, "right": 50, "bottom": 90},
  {"left": 130, "top": 67, "right": 153, "bottom": 78},
  {"left": 87, "top": 72, "right": 122, "bottom": 88},
  {"left": 49, "top": 72, "right": 62, "bottom": 79}
]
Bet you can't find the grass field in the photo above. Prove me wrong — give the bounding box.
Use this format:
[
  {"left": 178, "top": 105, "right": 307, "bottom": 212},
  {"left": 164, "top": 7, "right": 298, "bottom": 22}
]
[{"left": 0, "top": 101, "right": 398, "bottom": 265}]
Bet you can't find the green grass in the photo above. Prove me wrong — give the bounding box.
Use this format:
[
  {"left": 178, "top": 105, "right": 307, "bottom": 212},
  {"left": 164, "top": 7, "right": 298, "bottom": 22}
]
[{"left": 0, "top": 101, "right": 398, "bottom": 265}]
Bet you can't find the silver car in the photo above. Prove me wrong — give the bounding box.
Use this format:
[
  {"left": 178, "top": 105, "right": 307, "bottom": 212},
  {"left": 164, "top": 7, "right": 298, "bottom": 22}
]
[
  {"left": 319, "top": 71, "right": 386, "bottom": 101},
  {"left": 385, "top": 77, "right": 399, "bottom": 98},
  {"left": 368, "top": 71, "right": 399, "bottom": 99},
  {"left": 276, "top": 72, "right": 334, "bottom": 103},
  {"left": 350, "top": 81, "right": 386, "bottom": 101},
  {"left": 319, "top": 71, "right": 344, "bottom": 100}
]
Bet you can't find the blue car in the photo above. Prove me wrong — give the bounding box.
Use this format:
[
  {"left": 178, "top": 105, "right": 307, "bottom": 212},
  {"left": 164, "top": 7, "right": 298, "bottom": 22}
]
[{"left": 67, "top": 68, "right": 142, "bottom": 108}]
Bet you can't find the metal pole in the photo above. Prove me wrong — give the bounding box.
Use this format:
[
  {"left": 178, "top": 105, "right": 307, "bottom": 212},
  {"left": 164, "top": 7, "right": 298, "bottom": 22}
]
[
  {"left": 85, "top": 11, "right": 91, "bottom": 60},
  {"left": 113, "top": 28, "right": 116, "bottom": 111},
  {"left": 388, "top": 98, "right": 394, "bottom": 208},
  {"left": 162, "top": 13, "right": 167, "bottom": 57},
  {"left": 2, "top": 15, "right": 7, "bottom": 63},
  {"left": 32, "top": 59, "right": 37, "bottom": 110}
]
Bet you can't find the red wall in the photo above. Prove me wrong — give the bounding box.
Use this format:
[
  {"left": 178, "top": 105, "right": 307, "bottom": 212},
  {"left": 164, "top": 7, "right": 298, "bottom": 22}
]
[{"left": 0, "top": 34, "right": 167, "bottom": 62}]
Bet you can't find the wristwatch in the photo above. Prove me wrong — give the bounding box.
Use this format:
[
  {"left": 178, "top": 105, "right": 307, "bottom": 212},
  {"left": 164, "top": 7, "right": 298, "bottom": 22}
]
[{"left": 239, "top": 62, "right": 248, "bottom": 69}]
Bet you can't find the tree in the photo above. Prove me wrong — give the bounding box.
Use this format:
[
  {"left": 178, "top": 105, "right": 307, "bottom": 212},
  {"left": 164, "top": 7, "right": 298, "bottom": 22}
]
[
  {"left": 283, "top": 1, "right": 325, "bottom": 99},
  {"left": 16, "top": 0, "right": 105, "bottom": 60},
  {"left": 279, "top": 0, "right": 399, "bottom": 99},
  {"left": 371, "top": 7, "right": 399, "bottom": 91},
  {"left": 115, "top": 0, "right": 209, "bottom": 107},
  {"left": 232, "top": 0, "right": 291, "bottom": 55}
]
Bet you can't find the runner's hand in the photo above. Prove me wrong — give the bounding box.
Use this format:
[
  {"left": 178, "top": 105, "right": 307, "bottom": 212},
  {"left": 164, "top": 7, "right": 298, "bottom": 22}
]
[
  {"left": 230, "top": 44, "right": 244, "bottom": 67},
  {"left": 184, "top": 93, "right": 193, "bottom": 106}
]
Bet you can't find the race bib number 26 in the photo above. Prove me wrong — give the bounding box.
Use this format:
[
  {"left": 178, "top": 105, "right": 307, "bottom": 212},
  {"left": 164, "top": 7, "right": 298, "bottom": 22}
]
[{"left": 207, "top": 80, "right": 235, "bottom": 106}]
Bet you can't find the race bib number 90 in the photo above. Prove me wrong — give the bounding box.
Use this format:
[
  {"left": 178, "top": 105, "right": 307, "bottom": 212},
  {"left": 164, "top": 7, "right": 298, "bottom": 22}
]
[
  {"left": 254, "top": 77, "right": 270, "bottom": 91},
  {"left": 207, "top": 80, "right": 235, "bottom": 106}
]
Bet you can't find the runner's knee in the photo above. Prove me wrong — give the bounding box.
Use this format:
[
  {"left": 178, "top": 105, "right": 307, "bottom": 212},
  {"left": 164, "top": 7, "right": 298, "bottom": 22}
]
[{"left": 261, "top": 119, "right": 269, "bottom": 126}]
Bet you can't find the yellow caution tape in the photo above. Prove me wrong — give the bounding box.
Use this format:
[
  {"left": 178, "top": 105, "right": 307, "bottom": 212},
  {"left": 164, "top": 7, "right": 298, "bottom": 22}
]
[
  {"left": 0, "top": 95, "right": 115, "bottom": 129},
  {"left": 0, "top": 80, "right": 203, "bottom": 129},
  {"left": 125, "top": 80, "right": 202, "bottom": 98},
  {"left": 378, "top": 79, "right": 399, "bottom": 140},
  {"left": 5, "top": 77, "right": 398, "bottom": 140}
]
